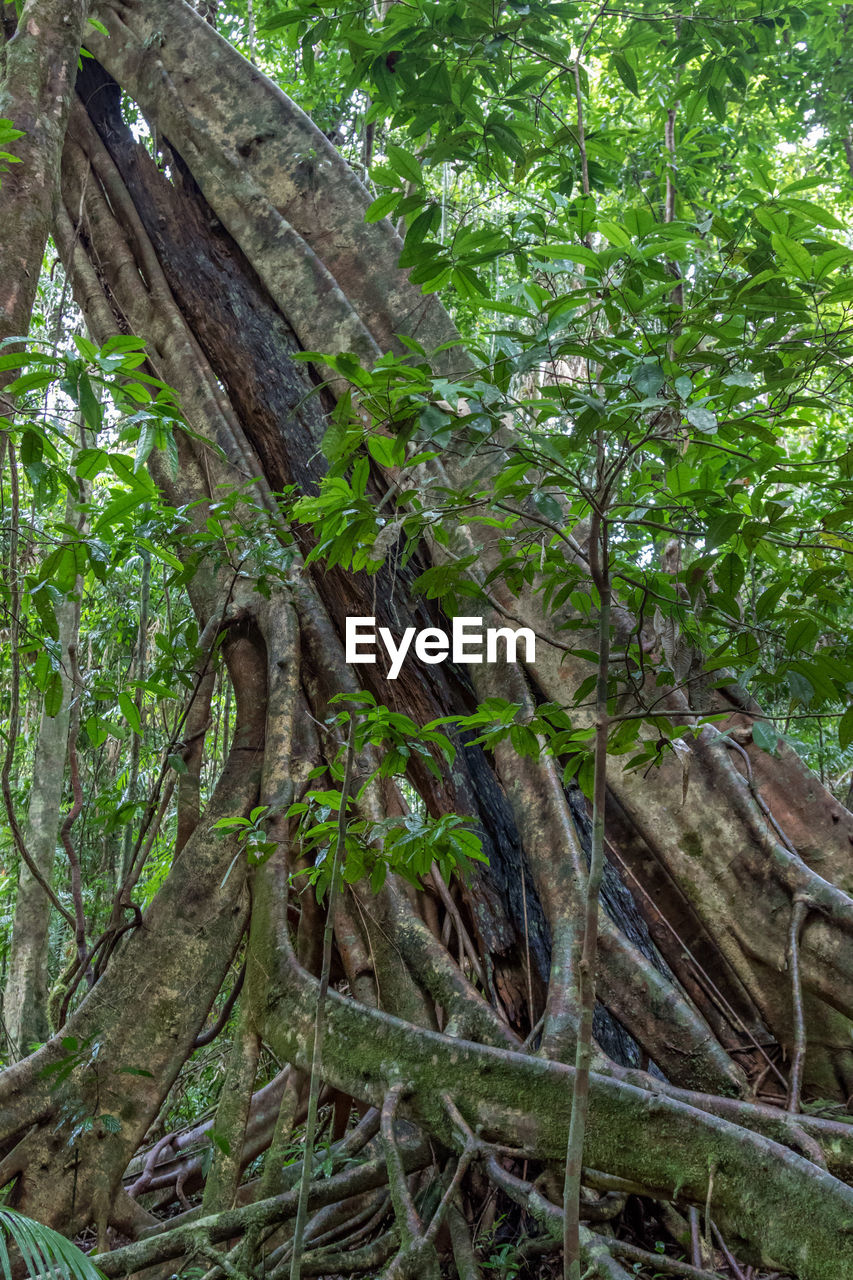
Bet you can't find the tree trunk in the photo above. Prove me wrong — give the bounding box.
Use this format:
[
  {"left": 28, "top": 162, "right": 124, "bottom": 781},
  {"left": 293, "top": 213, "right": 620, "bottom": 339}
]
[
  {"left": 77, "top": 0, "right": 853, "bottom": 1097},
  {"left": 0, "top": 615, "right": 263, "bottom": 1240},
  {"left": 0, "top": 4, "right": 850, "bottom": 1278},
  {"left": 0, "top": 0, "right": 89, "bottom": 358}
]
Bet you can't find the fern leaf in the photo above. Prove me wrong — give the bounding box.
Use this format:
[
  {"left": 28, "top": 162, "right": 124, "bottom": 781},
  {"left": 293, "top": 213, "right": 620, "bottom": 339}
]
[{"left": 0, "top": 1208, "right": 104, "bottom": 1280}]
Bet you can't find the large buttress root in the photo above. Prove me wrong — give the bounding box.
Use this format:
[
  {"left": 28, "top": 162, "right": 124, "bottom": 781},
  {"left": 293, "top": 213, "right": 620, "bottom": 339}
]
[
  {"left": 0, "top": 620, "right": 264, "bottom": 1233},
  {"left": 82, "top": 0, "right": 853, "bottom": 1097},
  {"left": 247, "top": 852, "right": 853, "bottom": 1280}
]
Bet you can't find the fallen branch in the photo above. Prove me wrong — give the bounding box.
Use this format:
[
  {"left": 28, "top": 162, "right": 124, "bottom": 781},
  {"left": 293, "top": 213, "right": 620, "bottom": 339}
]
[{"left": 93, "top": 1140, "right": 430, "bottom": 1278}]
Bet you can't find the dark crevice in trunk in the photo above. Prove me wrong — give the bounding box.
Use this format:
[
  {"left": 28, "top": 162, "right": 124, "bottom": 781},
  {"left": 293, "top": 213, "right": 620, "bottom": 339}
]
[
  {"left": 76, "top": 59, "right": 556, "bottom": 1035},
  {"left": 75, "top": 61, "right": 691, "bottom": 1067}
]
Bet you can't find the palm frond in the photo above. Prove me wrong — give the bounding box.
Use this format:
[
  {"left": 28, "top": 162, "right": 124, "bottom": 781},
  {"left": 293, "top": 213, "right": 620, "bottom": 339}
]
[{"left": 0, "top": 1208, "right": 104, "bottom": 1280}]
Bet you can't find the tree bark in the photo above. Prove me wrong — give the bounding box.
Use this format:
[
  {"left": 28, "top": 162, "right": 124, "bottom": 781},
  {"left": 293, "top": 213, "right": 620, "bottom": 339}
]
[
  {"left": 74, "top": 10, "right": 853, "bottom": 1097},
  {"left": 0, "top": 0, "right": 89, "bottom": 357},
  {"left": 0, "top": 616, "right": 264, "bottom": 1238}
]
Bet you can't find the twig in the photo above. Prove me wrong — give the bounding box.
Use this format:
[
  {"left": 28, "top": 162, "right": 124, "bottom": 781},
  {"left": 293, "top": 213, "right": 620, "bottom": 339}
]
[
  {"left": 424, "top": 1153, "right": 474, "bottom": 1248},
  {"left": 193, "top": 959, "right": 247, "bottom": 1049},
  {"left": 711, "top": 1221, "right": 747, "bottom": 1280},
  {"left": 107, "top": 572, "right": 243, "bottom": 937},
  {"left": 430, "top": 865, "right": 488, "bottom": 990},
  {"left": 604, "top": 1235, "right": 721, "bottom": 1280}
]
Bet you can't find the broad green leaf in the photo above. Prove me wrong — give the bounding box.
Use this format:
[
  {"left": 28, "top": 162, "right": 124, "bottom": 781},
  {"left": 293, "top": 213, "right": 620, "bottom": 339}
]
[
  {"left": 610, "top": 53, "right": 639, "bottom": 96},
  {"left": 43, "top": 671, "right": 64, "bottom": 719},
  {"left": 840, "top": 704, "right": 853, "bottom": 753},
  {"left": 118, "top": 690, "right": 142, "bottom": 734},
  {"left": 752, "top": 721, "right": 778, "bottom": 753},
  {"left": 771, "top": 232, "right": 813, "bottom": 280},
  {"left": 686, "top": 406, "right": 718, "bottom": 433},
  {"left": 387, "top": 142, "right": 423, "bottom": 186}
]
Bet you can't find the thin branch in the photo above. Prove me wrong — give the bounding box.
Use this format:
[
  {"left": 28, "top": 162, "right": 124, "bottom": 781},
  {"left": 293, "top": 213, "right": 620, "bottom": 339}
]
[
  {"left": 563, "top": 462, "right": 610, "bottom": 1280},
  {"left": 711, "top": 1221, "right": 747, "bottom": 1280},
  {"left": 61, "top": 641, "right": 88, "bottom": 971},
  {"left": 0, "top": 440, "right": 75, "bottom": 927},
  {"left": 290, "top": 712, "right": 357, "bottom": 1280},
  {"left": 786, "top": 896, "right": 809, "bottom": 1114},
  {"left": 193, "top": 958, "right": 247, "bottom": 1049}
]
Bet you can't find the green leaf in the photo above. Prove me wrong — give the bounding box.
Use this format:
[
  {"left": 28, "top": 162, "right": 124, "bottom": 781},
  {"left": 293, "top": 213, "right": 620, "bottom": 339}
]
[
  {"left": 451, "top": 265, "right": 489, "bottom": 299},
  {"left": 162, "top": 426, "right": 179, "bottom": 479},
  {"left": 406, "top": 204, "right": 441, "bottom": 245},
  {"left": 787, "top": 669, "right": 814, "bottom": 706},
  {"left": 707, "top": 85, "right": 727, "bottom": 122},
  {"left": 365, "top": 191, "right": 399, "bottom": 223},
  {"left": 771, "top": 232, "right": 813, "bottom": 281},
  {"left": 118, "top": 690, "right": 142, "bottom": 734},
  {"left": 321, "top": 418, "right": 348, "bottom": 462},
  {"left": 0, "top": 1207, "right": 104, "bottom": 1280},
  {"left": 75, "top": 447, "right": 108, "bottom": 480},
  {"left": 632, "top": 363, "right": 664, "bottom": 396},
  {"left": 84, "top": 715, "right": 109, "bottom": 748},
  {"left": 43, "top": 671, "right": 64, "bottom": 719},
  {"left": 752, "top": 720, "right": 779, "bottom": 754},
  {"left": 599, "top": 220, "right": 632, "bottom": 247},
  {"left": 687, "top": 406, "right": 718, "bottom": 433},
  {"left": 386, "top": 142, "right": 423, "bottom": 186},
  {"left": 785, "top": 616, "right": 818, "bottom": 655},
  {"left": 76, "top": 372, "right": 103, "bottom": 432},
  {"left": 839, "top": 704, "right": 853, "bottom": 753},
  {"left": 134, "top": 421, "right": 157, "bottom": 472},
  {"left": 610, "top": 53, "right": 639, "bottom": 96},
  {"left": 367, "top": 433, "right": 400, "bottom": 467},
  {"left": 210, "top": 1129, "right": 231, "bottom": 1157}
]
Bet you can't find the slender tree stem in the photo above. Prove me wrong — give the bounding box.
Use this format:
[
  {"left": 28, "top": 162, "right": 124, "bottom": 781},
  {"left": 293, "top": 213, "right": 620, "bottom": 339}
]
[
  {"left": 563, "top": 461, "right": 610, "bottom": 1280},
  {"left": 290, "top": 713, "right": 357, "bottom": 1280},
  {"left": 787, "top": 896, "right": 809, "bottom": 1113},
  {"left": 61, "top": 641, "right": 88, "bottom": 971},
  {"left": 1, "top": 440, "right": 76, "bottom": 927},
  {"left": 120, "top": 547, "right": 150, "bottom": 882}
]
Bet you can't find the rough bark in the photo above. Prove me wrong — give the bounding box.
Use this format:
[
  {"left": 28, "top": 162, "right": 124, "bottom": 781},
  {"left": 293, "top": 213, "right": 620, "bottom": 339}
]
[
  {"left": 0, "top": 0, "right": 89, "bottom": 356},
  {"left": 77, "top": 0, "right": 853, "bottom": 1100},
  {"left": 68, "top": 62, "right": 742, "bottom": 1095},
  {"left": 0, "top": 617, "right": 263, "bottom": 1236}
]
